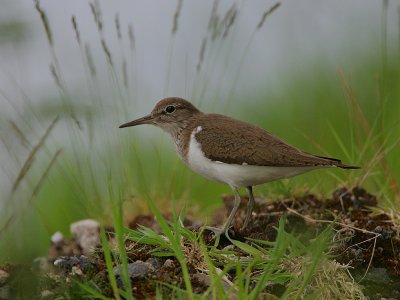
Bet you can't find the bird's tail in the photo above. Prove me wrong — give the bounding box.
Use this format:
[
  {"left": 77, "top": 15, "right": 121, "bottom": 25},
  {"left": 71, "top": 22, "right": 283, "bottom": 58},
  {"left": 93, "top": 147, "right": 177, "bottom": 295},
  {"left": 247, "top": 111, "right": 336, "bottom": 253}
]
[
  {"left": 315, "top": 155, "right": 360, "bottom": 169},
  {"left": 338, "top": 164, "right": 361, "bottom": 169}
]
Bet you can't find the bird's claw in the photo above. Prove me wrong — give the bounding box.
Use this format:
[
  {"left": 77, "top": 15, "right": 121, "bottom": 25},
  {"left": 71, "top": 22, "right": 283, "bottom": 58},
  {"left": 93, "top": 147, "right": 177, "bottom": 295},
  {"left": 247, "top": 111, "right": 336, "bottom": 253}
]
[{"left": 204, "top": 226, "right": 225, "bottom": 237}]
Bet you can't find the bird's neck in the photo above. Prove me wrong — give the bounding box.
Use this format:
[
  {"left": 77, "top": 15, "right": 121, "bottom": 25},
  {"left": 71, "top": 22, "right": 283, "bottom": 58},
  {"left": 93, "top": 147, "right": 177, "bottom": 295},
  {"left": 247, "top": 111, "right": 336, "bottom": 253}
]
[
  {"left": 172, "top": 112, "right": 204, "bottom": 162},
  {"left": 165, "top": 112, "right": 201, "bottom": 140}
]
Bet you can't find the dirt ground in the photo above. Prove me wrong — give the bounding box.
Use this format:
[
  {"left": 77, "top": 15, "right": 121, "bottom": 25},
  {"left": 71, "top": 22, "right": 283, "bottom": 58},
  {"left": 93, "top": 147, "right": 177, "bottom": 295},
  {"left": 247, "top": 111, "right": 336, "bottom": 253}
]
[
  {"left": 2, "top": 187, "right": 400, "bottom": 299},
  {"left": 127, "top": 187, "right": 400, "bottom": 298}
]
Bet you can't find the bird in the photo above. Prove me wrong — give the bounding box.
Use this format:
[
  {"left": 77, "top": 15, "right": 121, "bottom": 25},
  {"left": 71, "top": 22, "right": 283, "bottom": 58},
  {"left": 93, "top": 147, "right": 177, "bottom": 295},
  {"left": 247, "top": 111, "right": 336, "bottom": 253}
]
[{"left": 119, "top": 97, "right": 359, "bottom": 237}]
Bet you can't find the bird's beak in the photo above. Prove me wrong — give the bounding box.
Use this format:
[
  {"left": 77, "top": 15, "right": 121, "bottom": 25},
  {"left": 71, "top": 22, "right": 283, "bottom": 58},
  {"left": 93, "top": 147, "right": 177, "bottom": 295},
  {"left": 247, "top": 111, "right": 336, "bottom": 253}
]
[{"left": 119, "top": 114, "right": 154, "bottom": 128}]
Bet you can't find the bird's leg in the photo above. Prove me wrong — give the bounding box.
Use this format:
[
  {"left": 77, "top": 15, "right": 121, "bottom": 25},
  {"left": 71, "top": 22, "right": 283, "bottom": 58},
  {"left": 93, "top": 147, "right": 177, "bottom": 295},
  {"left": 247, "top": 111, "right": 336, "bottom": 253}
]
[
  {"left": 221, "top": 187, "right": 241, "bottom": 235},
  {"left": 242, "top": 186, "right": 255, "bottom": 230},
  {"left": 205, "top": 187, "right": 241, "bottom": 237}
]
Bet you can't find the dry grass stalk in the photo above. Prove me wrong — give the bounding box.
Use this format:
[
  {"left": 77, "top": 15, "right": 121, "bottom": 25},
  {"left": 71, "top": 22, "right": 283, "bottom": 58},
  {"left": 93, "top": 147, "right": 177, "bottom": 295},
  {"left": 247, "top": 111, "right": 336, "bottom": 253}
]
[
  {"left": 286, "top": 207, "right": 380, "bottom": 281},
  {"left": 257, "top": 2, "right": 281, "bottom": 30},
  {"left": 122, "top": 60, "right": 128, "bottom": 89},
  {"left": 338, "top": 69, "right": 400, "bottom": 199},
  {"left": 197, "top": 37, "right": 207, "bottom": 71},
  {"left": 115, "top": 13, "right": 122, "bottom": 40},
  {"left": 85, "top": 43, "right": 96, "bottom": 77},
  {"left": 172, "top": 0, "right": 183, "bottom": 34},
  {"left": 12, "top": 116, "right": 59, "bottom": 193},
  {"left": 101, "top": 38, "right": 113, "bottom": 66},
  {"left": 128, "top": 24, "right": 135, "bottom": 51},
  {"left": 181, "top": 239, "right": 207, "bottom": 272},
  {"left": 9, "top": 120, "right": 30, "bottom": 147},
  {"left": 370, "top": 207, "right": 400, "bottom": 230},
  {"left": 207, "top": 3, "right": 238, "bottom": 41},
  {"left": 50, "top": 63, "right": 62, "bottom": 89},
  {"left": 0, "top": 214, "right": 14, "bottom": 235},
  {"left": 358, "top": 138, "right": 400, "bottom": 186},
  {"left": 89, "top": 1, "right": 103, "bottom": 32},
  {"left": 286, "top": 207, "right": 381, "bottom": 241},
  {"left": 211, "top": 15, "right": 220, "bottom": 40},
  {"left": 207, "top": 0, "right": 219, "bottom": 31},
  {"left": 34, "top": 0, "right": 53, "bottom": 46},
  {"left": 31, "top": 148, "right": 62, "bottom": 199},
  {"left": 338, "top": 70, "right": 370, "bottom": 136},
  {"left": 284, "top": 258, "right": 367, "bottom": 300},
  {"left": 71, "top": 16, "right": 81, "bottom": 45},
  {"left": 222, "top": 4, "right": 237, "bottom": 38}
]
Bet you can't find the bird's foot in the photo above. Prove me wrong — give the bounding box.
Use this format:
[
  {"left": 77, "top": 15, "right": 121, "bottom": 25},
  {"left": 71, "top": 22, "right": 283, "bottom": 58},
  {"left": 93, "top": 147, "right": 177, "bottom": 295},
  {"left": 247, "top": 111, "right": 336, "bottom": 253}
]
[
  {"left": 242, "top": 216, "right": 251, "bottom": 230},
  {"left": 204, "top": 226, "right": 225, "bottom": 237},
  {"left": 240, "top": 215, "right": 253, "bottom": 234}
]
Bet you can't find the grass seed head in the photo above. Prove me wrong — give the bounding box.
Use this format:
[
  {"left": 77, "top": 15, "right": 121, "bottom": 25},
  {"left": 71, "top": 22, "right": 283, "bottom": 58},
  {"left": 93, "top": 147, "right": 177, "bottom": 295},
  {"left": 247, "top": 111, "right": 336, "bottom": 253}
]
[
  {"left": 84, "top": 43, "right": 96, "bottom": 77},
  {"left": 257, "top": 2, "right": 281, "bottom": 30},
  {"left": 172, "top": 0, "right": 183, "bottom": 34},
  {"left": 34, "top": 0, "right": 53, "bottom": 46},
  {"left": 71, "top": 16, "right": 80, "bottom": 44},
  {"left": 115, "top": 13, "right": 122, "bottom": 40},
  {"left": 128, "top": 24, "right": 135, "bottom": 51},
  {"left": 284, "top": 257, "right": 367, "bottom": 300}
]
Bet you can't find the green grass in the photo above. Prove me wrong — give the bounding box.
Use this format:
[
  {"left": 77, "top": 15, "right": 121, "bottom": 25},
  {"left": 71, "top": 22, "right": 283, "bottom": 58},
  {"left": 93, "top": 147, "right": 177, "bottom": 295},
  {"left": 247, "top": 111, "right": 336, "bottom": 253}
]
[{"left": 73, "top": 197, "right": 361, "bottom": 299}]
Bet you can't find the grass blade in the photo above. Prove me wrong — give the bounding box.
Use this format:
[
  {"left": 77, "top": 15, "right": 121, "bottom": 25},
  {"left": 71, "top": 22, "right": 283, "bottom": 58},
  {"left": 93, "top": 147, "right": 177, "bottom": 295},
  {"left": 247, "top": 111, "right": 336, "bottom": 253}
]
[{"left": 100, "top": 226, "right": 121, "bottom": 300}]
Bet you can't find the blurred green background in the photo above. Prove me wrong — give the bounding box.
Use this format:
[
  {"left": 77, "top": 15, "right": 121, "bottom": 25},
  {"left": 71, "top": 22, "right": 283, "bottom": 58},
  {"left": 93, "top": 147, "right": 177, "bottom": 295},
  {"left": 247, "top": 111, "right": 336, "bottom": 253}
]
[{"left": 0, "top": 0, "right": 399, "bottom": 262}]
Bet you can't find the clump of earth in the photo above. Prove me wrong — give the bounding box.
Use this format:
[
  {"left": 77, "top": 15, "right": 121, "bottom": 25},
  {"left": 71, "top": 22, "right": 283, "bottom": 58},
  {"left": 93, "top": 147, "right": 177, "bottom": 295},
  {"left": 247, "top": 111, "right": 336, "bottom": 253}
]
[{"left": 1, "top": 187, "right": 399, "bottom": 299}]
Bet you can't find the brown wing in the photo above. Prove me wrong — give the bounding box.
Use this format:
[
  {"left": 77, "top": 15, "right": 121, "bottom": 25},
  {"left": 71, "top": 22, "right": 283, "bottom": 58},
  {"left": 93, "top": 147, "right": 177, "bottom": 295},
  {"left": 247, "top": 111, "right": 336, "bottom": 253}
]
[{"left": 194, "top": 114, "right": 342, "bottom": 167}]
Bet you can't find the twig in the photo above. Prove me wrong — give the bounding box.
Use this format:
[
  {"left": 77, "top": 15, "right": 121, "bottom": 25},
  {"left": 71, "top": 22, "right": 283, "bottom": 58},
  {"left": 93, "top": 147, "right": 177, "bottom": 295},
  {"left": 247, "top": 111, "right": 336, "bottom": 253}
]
[
  {"left": 285, "top": 207, "right": 380, "bottom": 236},
  {"left": 285, "top": 207, "right": 380, "bottom": 281}
]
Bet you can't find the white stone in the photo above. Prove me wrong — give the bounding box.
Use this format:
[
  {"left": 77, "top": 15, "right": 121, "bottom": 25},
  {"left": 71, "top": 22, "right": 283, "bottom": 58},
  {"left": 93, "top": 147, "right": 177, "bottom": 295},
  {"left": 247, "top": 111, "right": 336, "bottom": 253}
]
[
  {"left": 71, "top": 266, "right": 84, "bottom": 276},
  {"left": 50, "top": 231, "right": 64, "bottom": 244},
  {"left": 70, "top": 219, "right": 100, "bottom": 253},
  {"left": 163, "top": 259, "right": 175, "bottom": 268}
]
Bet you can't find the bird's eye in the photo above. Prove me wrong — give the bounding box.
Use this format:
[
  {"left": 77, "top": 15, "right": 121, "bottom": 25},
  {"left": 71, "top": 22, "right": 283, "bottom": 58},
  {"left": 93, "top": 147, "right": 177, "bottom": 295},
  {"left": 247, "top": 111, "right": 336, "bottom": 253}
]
[{"left": 165, "top": 105, "right": 176, "bottom": 114}]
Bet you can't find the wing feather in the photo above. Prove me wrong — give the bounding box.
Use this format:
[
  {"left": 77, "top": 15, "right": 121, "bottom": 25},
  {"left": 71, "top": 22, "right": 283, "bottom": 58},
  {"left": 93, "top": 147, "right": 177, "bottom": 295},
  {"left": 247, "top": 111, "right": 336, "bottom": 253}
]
[{"left": 194, "top": 114, "right": 340, "bottom": 167}]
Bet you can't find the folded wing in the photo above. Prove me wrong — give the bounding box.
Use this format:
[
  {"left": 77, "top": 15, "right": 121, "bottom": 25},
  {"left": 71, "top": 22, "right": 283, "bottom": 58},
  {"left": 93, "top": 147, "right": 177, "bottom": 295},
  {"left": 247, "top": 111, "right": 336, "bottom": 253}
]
[{"left": 195, "top": 114, "right": 350, "bottom": 168}]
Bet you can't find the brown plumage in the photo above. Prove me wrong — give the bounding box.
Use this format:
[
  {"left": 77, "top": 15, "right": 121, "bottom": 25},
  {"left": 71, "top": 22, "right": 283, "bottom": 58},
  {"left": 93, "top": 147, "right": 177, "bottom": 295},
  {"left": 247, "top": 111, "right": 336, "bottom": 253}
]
[{"left": 182, "top": 113, "right": 357, "bottom": 168}]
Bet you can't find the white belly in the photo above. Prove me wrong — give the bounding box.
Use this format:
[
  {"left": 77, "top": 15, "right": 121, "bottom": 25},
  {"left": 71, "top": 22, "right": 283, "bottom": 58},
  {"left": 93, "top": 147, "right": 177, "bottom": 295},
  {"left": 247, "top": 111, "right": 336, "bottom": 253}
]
[{"left": 186, "top": 128, "right": 320, "bottom": 188}]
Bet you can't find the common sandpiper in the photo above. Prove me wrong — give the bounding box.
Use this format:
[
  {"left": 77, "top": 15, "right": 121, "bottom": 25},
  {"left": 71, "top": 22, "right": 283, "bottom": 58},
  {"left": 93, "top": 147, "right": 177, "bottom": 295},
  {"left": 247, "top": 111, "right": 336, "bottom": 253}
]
[{"left": 119, "top": 97, "right": 359, "bottom": 236}]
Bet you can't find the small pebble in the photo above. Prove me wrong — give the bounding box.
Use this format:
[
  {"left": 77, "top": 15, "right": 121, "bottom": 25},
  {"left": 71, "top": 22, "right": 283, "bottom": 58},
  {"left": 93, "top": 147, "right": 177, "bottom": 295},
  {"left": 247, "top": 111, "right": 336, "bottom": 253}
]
[
  {"left": 54, "top": 255, "right": 97, "bottom": 273},
  {"left": 374, "top": 226, "right": 383, "bottom": 233},
  {"left": 163, "top": 259, "right": 175, "bottom": 269},
  {"left": 51, "top": 231, "right": 64, "bottom": 244},
  {"left": 266, "top": 205, "right": 274, "bottom": 211},
  {"left": 114, "top": 261, "right": 150, "bottom": 279},
  {"left": 145, "top": 257, "right": 162, "bottom": 270},
  {"left": 71, "top": 266, "right": 84, "bottom": 276}
]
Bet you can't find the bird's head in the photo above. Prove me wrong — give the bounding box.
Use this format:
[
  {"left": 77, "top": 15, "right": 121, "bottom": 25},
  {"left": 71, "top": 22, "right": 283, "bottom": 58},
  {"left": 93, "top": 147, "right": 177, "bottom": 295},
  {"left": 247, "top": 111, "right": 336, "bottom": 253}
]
[{"left": 119, "top": 97, "right": 201, "bottom": 136}]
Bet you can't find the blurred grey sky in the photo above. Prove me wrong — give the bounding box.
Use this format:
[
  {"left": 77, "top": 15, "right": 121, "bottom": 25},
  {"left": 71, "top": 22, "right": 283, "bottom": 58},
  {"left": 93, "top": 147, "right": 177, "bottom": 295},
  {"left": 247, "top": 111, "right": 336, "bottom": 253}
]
[
  {"left": 0, "top": 0, "right": 399, "bottom": 194},
  {"left": 0, "top": 1, "right": 398, "bottom": 113}
]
